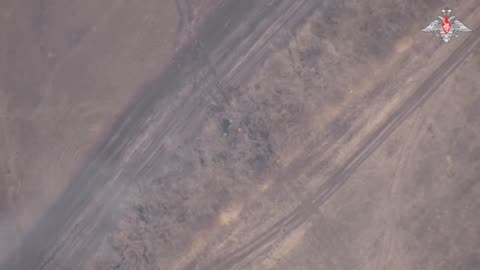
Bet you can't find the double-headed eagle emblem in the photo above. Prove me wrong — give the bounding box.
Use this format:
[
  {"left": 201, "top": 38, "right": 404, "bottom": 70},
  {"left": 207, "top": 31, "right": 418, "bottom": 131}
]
[{"left": 422, "top": 8, "right": 472, "bottom": 43}]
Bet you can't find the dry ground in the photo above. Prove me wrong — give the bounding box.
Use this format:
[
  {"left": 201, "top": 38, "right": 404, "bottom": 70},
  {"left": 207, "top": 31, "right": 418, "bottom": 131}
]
[
  {"left": 0, "top": 0, "right": 177, "bottom": 260},
  {"left": 1, "top": 0, "right": 479, "bottom": 270}
]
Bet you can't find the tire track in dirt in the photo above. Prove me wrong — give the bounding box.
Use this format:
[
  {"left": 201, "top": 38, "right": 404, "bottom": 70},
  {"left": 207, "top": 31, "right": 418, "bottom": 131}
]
[
  {"left": 199, "top": 26, "right": 480, "bottom": 270},
  {"left": 0, "top": 1, "right": 317, "bottom": 270}
]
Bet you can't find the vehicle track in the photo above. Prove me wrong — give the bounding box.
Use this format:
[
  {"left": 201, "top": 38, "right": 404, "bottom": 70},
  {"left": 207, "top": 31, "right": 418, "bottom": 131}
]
[
  {"left": 195, "top": 25, "right": 480, "bottom": 270},
  {"left": 0, "top": 1, "right": 316, "bottom": 269}
]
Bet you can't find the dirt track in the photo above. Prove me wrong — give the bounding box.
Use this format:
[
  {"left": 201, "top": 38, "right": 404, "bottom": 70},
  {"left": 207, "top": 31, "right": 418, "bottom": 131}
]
[
  {"left": 1, "top": 1, "right": 480, "bottom": 270},
  {"left": 1, "top": 1, "right": 318, "bottom": 269},
  {"left": 197, "top": 24, "right": 480, "bottom": 270}
]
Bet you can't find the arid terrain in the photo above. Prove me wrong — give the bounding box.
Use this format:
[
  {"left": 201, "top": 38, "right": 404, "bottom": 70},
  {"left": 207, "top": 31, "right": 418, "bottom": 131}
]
[{"left": 1, "top": 0, "right": 479, "bottom": 269}]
